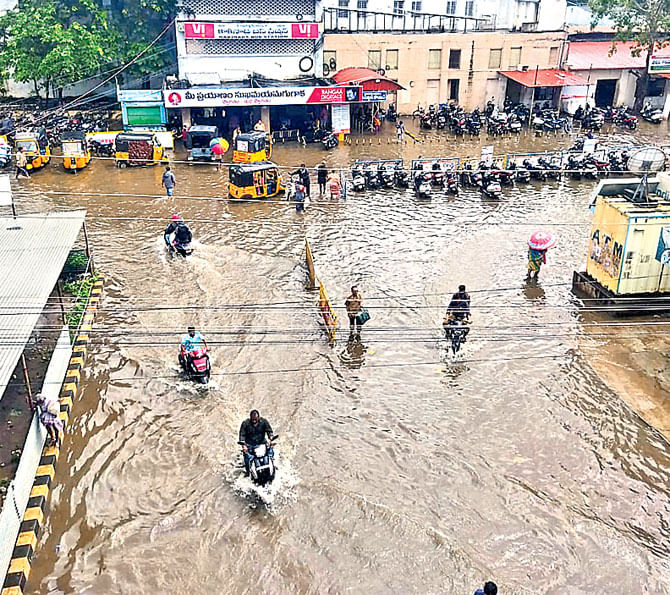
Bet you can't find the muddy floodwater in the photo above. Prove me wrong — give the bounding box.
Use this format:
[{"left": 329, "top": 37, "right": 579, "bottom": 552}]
[{"left": 12, "top": 122, "right": 670, "bottom": 593}]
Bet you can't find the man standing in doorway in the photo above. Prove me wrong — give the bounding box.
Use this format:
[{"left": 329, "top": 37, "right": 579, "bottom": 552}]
[{"left": 162, "top": 165, "right": 176, "bottom": 197}]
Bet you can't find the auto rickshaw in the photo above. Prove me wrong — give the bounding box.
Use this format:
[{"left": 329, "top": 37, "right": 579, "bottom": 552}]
[
  {"left": 114, "top": 131, "right": 167, "bottom": 167},
  {"left": 232, "top": 131, "right": 272, "bottom": 163},
  {"left": 61, "top": 130, "right": 91, "bottom": 172},
  {"left": 186, "top": 125, "right": 218, "bottom": 161},
  {"left": 15, "top": 127, "right": 50, "bottom": 171},
  {"left": 228, "top": 161, "right": 284, "bottom": 200}
]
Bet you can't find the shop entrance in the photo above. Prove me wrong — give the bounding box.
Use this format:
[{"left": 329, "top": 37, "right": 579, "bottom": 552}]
[
  {"left": 595, "top": 79, "right": 617, "bottom": 107},
  {"left": 190, "top": 107, "right": 262, "bottom": 139}
]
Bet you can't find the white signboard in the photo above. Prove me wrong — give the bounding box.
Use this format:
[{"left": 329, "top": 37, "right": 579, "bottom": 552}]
[
  {"left": 331, "top": 104, "right": 350, "bottom": 134},
  {"left": 583, "top": 138, "right": 597, "bottom": 155},
  {"left": 0, "top": 175, "right": 12, "bottom": 207},
  {"left": 481, "top": 145, "right": 494, "bottom": 165},
  {"left": 649, "top": 55, "right": 670, "bottom": 75}
]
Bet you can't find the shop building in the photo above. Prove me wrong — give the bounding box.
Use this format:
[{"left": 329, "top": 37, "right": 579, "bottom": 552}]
[
  {"left": 564, "top": 39, "right": 670, "bottom": 112},
  {"left": 323, "top": 29, "right": 568, "bottom": 112}
]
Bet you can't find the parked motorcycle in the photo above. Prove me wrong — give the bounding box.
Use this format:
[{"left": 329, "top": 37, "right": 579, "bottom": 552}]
[
  {"left": 351, "top": 167, "right": 366, "bottom": 191},
  {"left": 641, "top": 104, "right": 663, "bottom": 124},
  {"left": 414, "top": 173, "right": 432, "bottom": 198},
  {"left": 394, "top": 167, "right": 410, "bottom": 188},
  {"left": 522, "top": 159, "right": 547, "bottom": 182}
]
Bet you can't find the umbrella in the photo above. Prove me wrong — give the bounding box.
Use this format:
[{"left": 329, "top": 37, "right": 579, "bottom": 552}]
[
  {"left": 528, "top": 230, "right": 556, "bottom": 251},
  {"left": 209, "top": 137, "right": 229, "bottom": 155}
]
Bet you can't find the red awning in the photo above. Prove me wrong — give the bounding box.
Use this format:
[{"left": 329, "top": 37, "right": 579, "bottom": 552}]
[
  {"left": 332, "top": 67, "right": 405, "bottom": 91},
  {"left": 499, "top": 69, "right": 590, "bottom": 88},
  {"left": 566, "top": 41, "right": 670, "bottom": 71}
]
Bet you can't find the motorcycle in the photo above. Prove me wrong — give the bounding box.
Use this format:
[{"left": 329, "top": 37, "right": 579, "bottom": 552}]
[
  {"left": 566, "top": 155, "right": 584, "bottom": 180},
  {"left": 612, "top": 109, "right": 637, "bottom": 130},
  {"left": 537, "top": 157, "right": 561, "bottom": 180},
  {"left": 465, "top": 117, "right": 481, "bottom": 136},
  {"left": 414, "top": 174, "right": 432, "bottom": 198},
  {"left": 446, "top": 173, "right": 459, "bottom": 194},
  {"left": 431, "top": 167, "right": 445, "bottom": 187},
  {"left": 394, "top": 167, "right": 410, "bottom": 188},
  {"left": 508, "top": 162, "right": 530, "bottom": 183},
  {"left": 493, "top": 169, "right": 515, "bottom": 186},
  {"left": 351, "top": 167, "right": 366, "bottom": 191},
  {"left": 241, "top": 437, "right": 278, "bottom": 486},
  {"left": 0, "top": 138, "right": 11, "bottom": 167},
  {"left": 178, "top": 345, "right": 210, "bottom": 384},
  {"left": 478, "top": 172, "right": 502, "bottom": 199},
  {"left": 379, "top": 167, "right": 395, "bottom": 188},
  {"left": 507, "top": 114, "right": 522, "bottom": 134},
  {"left": 641, "top": 104, "right": 663, "bottom": 124},
  {"left": 443, "top": 317, "right": 470, "bottom": 354},
  {"left": 322, "top": 132, "right": 339, "bottom": 149},
  {"left": 419, "top": 114, "right": 433, "bottom": 130},
  {"left": 364, "top": 169, "right": 381, "bottom": 189},
  {"left": 522, "top": 159, "right": 547, "bottom": 182}
]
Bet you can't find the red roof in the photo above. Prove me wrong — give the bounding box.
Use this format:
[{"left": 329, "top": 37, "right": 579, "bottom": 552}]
[
  {"left": 332, "top": 67, "right": 405, "bottom": 91},
  {"left": 567, "top": 41, "right": 670, "bottom": 70},
  {"left": 499, "top": 69, "right": 590, "bottom": 88}
]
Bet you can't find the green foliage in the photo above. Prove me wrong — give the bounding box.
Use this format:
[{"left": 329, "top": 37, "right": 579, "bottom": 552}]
[
  {"left": 66, "top": 250, "right": 88, "bottom": 268},
  {"left": 0, "top": 0, "right": 116, "bottom": 97},
  {"left": 64, "top": 272, "right": 99, "bottom": 329},
  {"left": 588, "top": 0, "right": 670, "bottom": 51}
]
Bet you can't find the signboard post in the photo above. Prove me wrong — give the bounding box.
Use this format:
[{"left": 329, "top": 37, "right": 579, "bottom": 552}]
[{"left": 481, "top": 145, "right": 494, "bottom": 166}]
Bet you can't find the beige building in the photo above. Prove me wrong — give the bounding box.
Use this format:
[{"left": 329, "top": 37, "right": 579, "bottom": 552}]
[{"left": 324, "top": 30, "right": 568, "bottom": 113}]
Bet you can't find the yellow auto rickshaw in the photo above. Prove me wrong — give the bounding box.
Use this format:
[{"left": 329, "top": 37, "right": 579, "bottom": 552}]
[
  {"left": 15, "top": 127, "right": 50, "bottom": 170},
  {"left": 61, "top": 130, "right": 91, "bottom": 172},
  {"left": 232, "top": 131, "right": 272, "bottom": 163},
  {"left": 114, "top": 131, "right": 167, "bottom": 167},
  {"left": 228, "top": 161, "right": 284, "bottom": 200}
]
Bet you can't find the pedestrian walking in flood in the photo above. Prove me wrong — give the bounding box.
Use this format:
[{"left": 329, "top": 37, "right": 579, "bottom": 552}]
[
  {"left": 317, "top": 162, "right": 328, "bottom": 195},
  {"left": 162, "top": 165, "right": 176, "bottom": 197},
  {"left": 292, "top": 163, "right": 311, "bottom": 197},
  {"left": 345, "top": 285, "right": 368, "bottom": 337},
  {"left": 294, "top": 181, "right": 306, "bottom": 212},
  {"left": 474, "top": 581, "right": 497, "bottom": 595},
  {"left": 396, "top": 120, "right": 405, "bottom": 142},
  {"left": 15, "top": 147, "right": 29, "bottom": 179},
  {"left": 526, "top": 230, "right": 556, "bottom": 281},
  {"left": 34, "top": 392, "right": 63, "bottom": 446}
]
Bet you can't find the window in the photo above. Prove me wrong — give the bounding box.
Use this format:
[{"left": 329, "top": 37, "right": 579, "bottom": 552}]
[
  {"left": 549, "top": 46, "right": 559, "bottom": 65},
  {"left": 488, "top": 48, "right": 502, "bottom": 69},
  {"left": 446, "top": 0, "right": 456, "bottom": 14},
  {"left": 448, "top": 49, "right": 461, "bottom": 69},
  {"left": 509, "top": 46, "right": 521, "bottom": 68},
  {"left": 357, "top": 0, "right": 368, "bottom": 8},
  {"left": 411, "top": 0, "right": 422, "bottom": 11},
  {"left": 428, "top": 48, "right": 442, "bottom": 69},
  {"left": 386, "top": 49, "right": 399, "bottom": 70},
  {"left": 465, "top": 1, "right": 474, "bottom": 16},
  {"left": 393, "top": 0, "right": 404, "bottom": 15},
  {"left": 338, "top": 0, "right": 349, "bottom": 18},
  {"left": 368, "top": 49, "right": 382, "bottom": 70},
  {"left": 448, "top": 78, "right": 460, "bottom": 101},
  {"left": 323, "top": 50, "right": 337, "bottom": 72}
]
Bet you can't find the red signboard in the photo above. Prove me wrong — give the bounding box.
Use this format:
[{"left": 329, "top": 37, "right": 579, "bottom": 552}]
[{"left": 183, "top": 22, "right": 319, "bottom": 40}]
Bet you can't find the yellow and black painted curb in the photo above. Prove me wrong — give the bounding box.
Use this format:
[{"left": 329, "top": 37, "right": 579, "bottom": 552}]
[{"left": 2, "top": 278, "right": 103, "bottom": 595}]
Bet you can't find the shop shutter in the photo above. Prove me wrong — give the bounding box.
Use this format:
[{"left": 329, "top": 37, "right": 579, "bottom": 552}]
[{"left": 126, "top": 106, "right": 163, "bottom": 127}]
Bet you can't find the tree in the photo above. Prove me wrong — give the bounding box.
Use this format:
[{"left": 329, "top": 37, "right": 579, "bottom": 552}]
[
  {"left": 588, "top": 0, "right": 670, "bottom": 110},
  {"left": 0, "top": 0, "right": 116, "bottom": 99}
]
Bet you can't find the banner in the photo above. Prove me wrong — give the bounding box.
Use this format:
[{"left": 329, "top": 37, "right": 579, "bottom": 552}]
[
  {"left": 331, "top": 104, "right": 351, "bottom": 134},
  {"left": 649, "top": 55, "right": 670, "bottom": 75},
  {"left": 164, "top": 86, "right": 362, "bottom": 108},
  {"left": 184, "top": 22, "right": 319, "bottom": 40}
]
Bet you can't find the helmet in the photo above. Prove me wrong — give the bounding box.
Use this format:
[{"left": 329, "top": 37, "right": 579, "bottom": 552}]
[{"left": 171, "top": 214, "right": 180, "bottom": 221}]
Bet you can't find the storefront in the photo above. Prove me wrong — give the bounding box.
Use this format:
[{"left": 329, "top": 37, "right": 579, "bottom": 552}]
[
  {"left": 117, "top": 90, "right": 168, "bottom": 130},
  {"left": 498, "top": 69, "right": 590, "bottom": 114},
  {"left": 163, "top": 83, "right": 379, "bottom": 140}
]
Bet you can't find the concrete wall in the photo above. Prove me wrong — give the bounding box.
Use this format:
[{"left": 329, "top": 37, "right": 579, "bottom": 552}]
[{"left": 324, "top": 30, "right": 567, "bottom": 112}]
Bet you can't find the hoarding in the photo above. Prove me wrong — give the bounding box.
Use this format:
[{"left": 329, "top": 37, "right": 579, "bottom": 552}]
[
  {"left": 164, "top": 86, "right": 362, "bottom": 108},
  {"left": 183, "top": 22, "right": 319, "bottom": 40},
  {"left": 649, "top": 55, "right": 670, "bottom": 75},
  {"left": 331, "top": 104, "right": 351, "bottom": 134}
]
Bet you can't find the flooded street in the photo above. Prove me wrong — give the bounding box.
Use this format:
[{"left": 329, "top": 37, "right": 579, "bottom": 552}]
[{"left": 14, "top": 122, "right": 670, "bottom": 593}]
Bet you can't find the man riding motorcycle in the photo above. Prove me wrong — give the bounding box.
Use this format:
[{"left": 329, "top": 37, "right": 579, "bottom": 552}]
[
  {"left": 444, "top": 284, "right": 472, "bottom": 342},
  {"left": 164, "top": 214, "right": 192, "bottom": 254},
  {"left": 239, "top": 410, "right": 275, "bottom": 476}
]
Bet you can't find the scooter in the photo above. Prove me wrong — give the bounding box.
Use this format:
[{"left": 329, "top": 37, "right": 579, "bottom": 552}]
[
  {"left": 240, "top": 437, "right": 278, "bottom": 486},
  {"left": 414, "top": 174, "right": 432, "bottom": 198},
  {"left": 478, "top": 173, "right": 502, "bottom": 199},
  {"left": 379, "top": 167, "right": 395, "bottom": 188},
  {"left": 446, "top": 173, "right": 459, "bottom": 194},
  {"left": 364, "top": 169, "right": 381, "bottom": 189},
  {"left": 641, "top": 104, "right": 663, "bottom": 124},
  {"left": 394, "top": 167, "right": 410, "bottom": 188},
  {"left": 178, "top": 345, "right": 210, "bottom": 384},
  {"left": 351, "top": 167, "right": 366, "bottom": 191},
  {"left": 165, "top": 233, "right": 193, "bottom": 257},
  {"left": 322, "top": 132, "right": 339, "bottom": 149},
  {"left": 431, "top": 167, "right": 445, "bottom": 187},
  {"left": 537, "top": 157, "right": 561, "bottom": 180},
  {"left": 508, "top": 162, "right": 530, "bottom": 183},
  {"left": 0, "top": 139, "right": 11, "bottom": 167},
  {"left": 522, "top": 159, "right": 547, "bottom": 182},
  {"left": 443, "top": 316, "right": 470, "bottom": 354}
]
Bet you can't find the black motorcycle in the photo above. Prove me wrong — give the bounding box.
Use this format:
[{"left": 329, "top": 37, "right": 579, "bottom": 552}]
[
  {"left": 443, "top": 317, "right": 470, "bottom": 354},
  {"left": 240, "top": 437, "right": 278, "bottom": 486}
]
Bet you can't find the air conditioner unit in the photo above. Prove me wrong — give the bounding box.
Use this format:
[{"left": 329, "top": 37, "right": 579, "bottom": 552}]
[{"left": 521, "top": 65, "right": 529, "bottom": 72}]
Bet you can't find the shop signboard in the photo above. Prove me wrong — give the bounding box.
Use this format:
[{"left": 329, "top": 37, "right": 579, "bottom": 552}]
[
  {"left": 331, "top": 104, "right": 351, "bottom": 134},
  {"left": 362, "top": 91, "right": 388, "bottom": 102},
  {"left": 164, "top": 86, "right": 362, "bottom": 108},
  {"left": 183, "top": 22, "right": 319, "bottom": 40},
  {"left": 649, "top": 55, "right": 670, "bottom": 75},
  {"left": 117, "top": 89, "right": 163, "bottom": 102}
]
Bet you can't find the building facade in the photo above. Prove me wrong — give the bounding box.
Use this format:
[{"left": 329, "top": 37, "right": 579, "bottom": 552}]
[{"left": 323, "top": 29, "right": 568, "bottom": 112}]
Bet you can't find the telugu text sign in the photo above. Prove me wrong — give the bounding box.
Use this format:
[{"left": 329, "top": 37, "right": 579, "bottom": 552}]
[
  {"left": 164, "top": 87, "right": 361, "bottom": 108},
  {"left": 183, "top": 22, "right": 319, "bottom": 40}
]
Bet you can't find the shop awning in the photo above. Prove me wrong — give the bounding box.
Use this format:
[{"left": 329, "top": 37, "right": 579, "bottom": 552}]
[
  {"left": 566, "top": 41, "right": 670, "bottom": 71},
  {"left": 499, "top": 69, "right": 590, "bottom": 87},
  {"left": 332, "top": 67, "right": 405, "bottom": 91}
]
